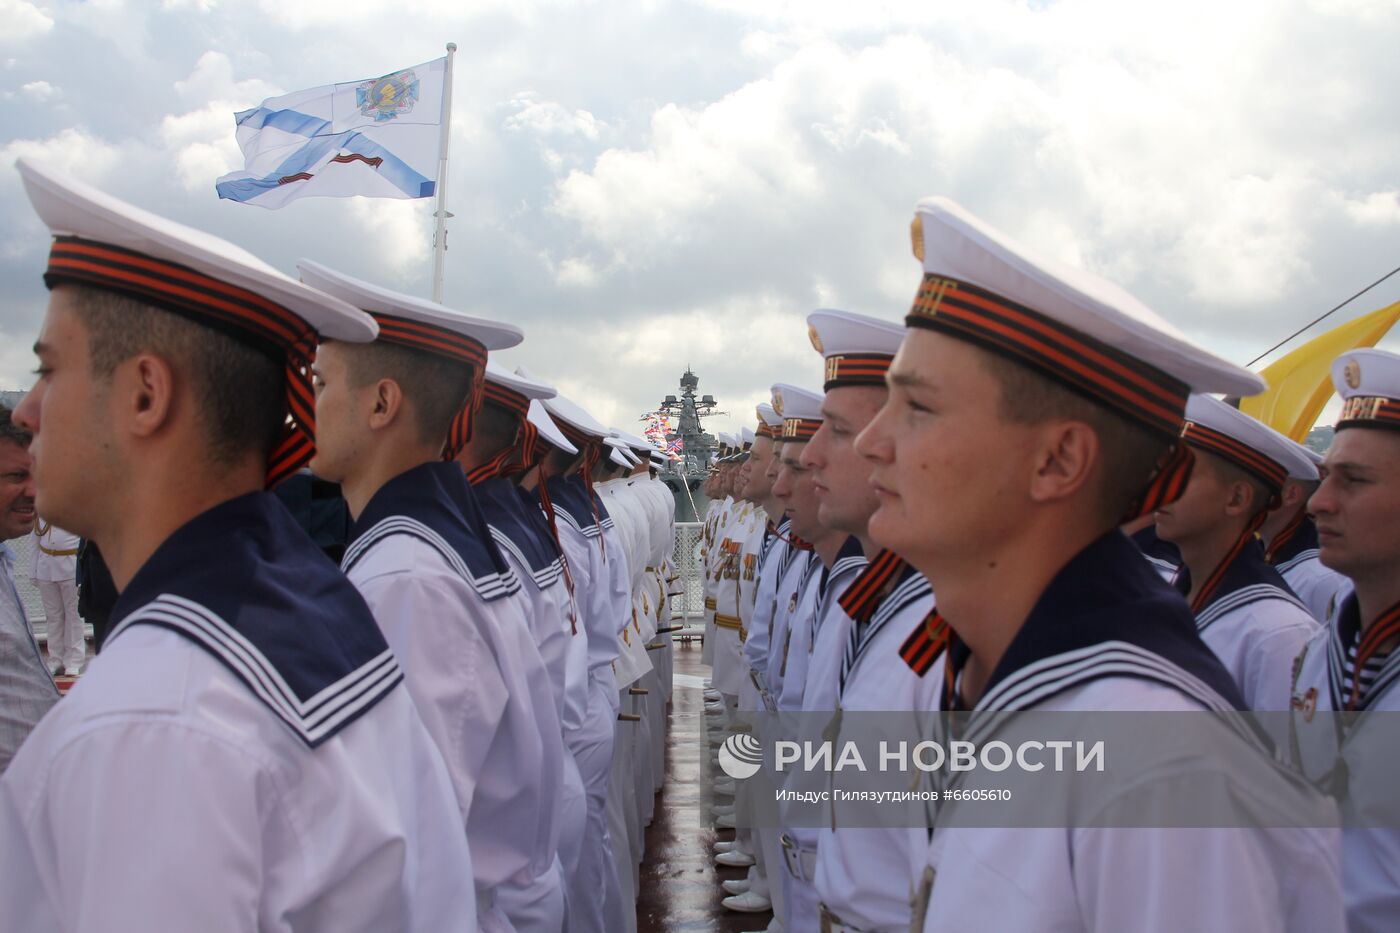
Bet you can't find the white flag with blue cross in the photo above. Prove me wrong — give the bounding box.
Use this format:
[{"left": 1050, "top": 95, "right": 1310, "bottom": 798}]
[{"left": 216, "top": 57, "right": 447, "bottom": 210}]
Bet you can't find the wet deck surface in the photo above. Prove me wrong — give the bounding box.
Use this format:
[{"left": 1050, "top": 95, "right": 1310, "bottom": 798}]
[{"left": 638, "top": 639, "right": 770, "bottom": 933}]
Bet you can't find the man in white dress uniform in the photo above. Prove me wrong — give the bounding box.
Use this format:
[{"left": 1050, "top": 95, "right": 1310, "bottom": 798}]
[
  {"left": 1289, "top": 348, "right": 1400, "bottom": 933},
  {"left": 855, "top": 197, "right": 1344, "bottom": 933},
  {"left": 1260, "top": 444, "right": 1350, "bottom": 624},
  {"left": 302, "top": 260, "right": 566, "bottom": 933},
  {"left": 1155, "top": 395, "right": 1320, "bottom": 710},
  {"left": 0, "top": 158, "right": 476, "bottom": 932}
]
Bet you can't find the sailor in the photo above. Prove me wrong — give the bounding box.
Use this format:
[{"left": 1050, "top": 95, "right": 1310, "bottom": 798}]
[
  {"left": 30, "top": 517, "right": 84, "bottom": 676},
  {"left": 300, "top": 260, "right": 565, "bottom": 933},
  {"left": 1260, "top": 444, "right": 1351, "bottom": 623},
  {"left": 532, "top": 391, "right": 634, "bottom": 933},
  {"left": 717, "top": 402, "right": 789, "bottom": 930},
  {"left": 780, "top": 308, "right": 939, "bottom": 933},
  {"left": 456, "top": 362, "right": 592, "bottom": 932},
  {"left": 759, "top": 382, "right": 858, "bottom": 929},
  {"left": 518, "top": 395, "right": 627, "bottom": 930},
  {"left": 1, "top": 159, "right": 476, "bottom": 931},
  {"left": 1288, "top": 348, "right": 1400, "bottom": 933},
  {"left": 710, "top": 440, "right": 764, "bottom": 767},
  {"left": 858, "top": 196, "right": 1343, "bottom": 933},
  {"left": 1154, "top": 394, "right": 1320, "bottom": 709},
  {"left": 597, "top": 436, "right": 656, "bottom": 862}
]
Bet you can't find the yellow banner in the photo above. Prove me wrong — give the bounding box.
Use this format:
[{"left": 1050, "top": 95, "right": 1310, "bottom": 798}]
[{"left": 1241, "top": 300, "right": 1400, "bottom": 441}]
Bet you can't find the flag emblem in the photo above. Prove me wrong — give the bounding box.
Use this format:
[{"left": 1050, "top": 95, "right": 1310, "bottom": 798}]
[{"left": 357, "top": 69, "right": 420, "bottom": 122}]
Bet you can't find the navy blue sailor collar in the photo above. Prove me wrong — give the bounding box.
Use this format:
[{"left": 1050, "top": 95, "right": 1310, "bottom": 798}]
[
  {"left": 345, "top": 460, "right": 518, "bottom": 600},
  {"left": 1178, "top": 536, "right": 1304, "bottom": 630},
  {"left": 821, "top": 535, "right": 867, "bottom": 593},
  {"left": 108, "top": 491, "right": 401, "bottom": 747},
  {"left": 546, "top": 473, "right": 612, "bottom": 532},
  {"left": 1269, "top": 515, "right": 1321, "bottom": 569},
  {"left": 475, "top": 475, "right": 565, "bottom": 588},
  {"left": 943, "top": 529, "right": 1247, "bottom": 714}
]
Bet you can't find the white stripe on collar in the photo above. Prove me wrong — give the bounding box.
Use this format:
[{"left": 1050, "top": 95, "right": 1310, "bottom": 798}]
[
  {"left": 108, "top": 594, "right": 402, "bottom": 747},
  {"left": 343, "top": 515, "right": 521, "bottom": 602}
]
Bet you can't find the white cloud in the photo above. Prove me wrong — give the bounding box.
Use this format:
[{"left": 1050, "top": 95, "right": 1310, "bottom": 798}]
[
  {"left": 0, "top": 127, "right": 121, "bottom": 180},
  {"left": 505, "top": 94, "right": 603, "bottom": 141},
  {"left": 1344, "top": 191, "right": 1400, "bottom": 227},
  {"left": 0, "top": 0, "right": 54, "bottom": 43},
  {"left": 19, "top": 79, "right": 58, "bottom": 102}
]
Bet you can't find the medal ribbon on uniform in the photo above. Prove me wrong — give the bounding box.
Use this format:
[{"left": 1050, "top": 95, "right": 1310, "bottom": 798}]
[
  {"left": 1346, "top": 600, "right": 1400, "bottom": 711},
  {"left": 898, "top": 611, "right": 952, "bottom": 679},
  {"left": 45, "top": 236, "right": 321, "bottom": 489},
  {"left": 367, "top": 311, "right": 488, "bottom": 462}
]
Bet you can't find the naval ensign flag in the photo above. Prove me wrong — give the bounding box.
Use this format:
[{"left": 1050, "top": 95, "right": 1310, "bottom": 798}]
[{"left": 216, "top": 56, "right": 447, "bottom": 209}]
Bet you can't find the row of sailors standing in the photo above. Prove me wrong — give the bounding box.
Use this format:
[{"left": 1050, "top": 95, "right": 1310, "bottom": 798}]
[
  {"left": 697, "top": 197, "right": 1400, "bottom": 932},
  {"left": 0, "top": 158, "right": 676, "bottom": 933}
]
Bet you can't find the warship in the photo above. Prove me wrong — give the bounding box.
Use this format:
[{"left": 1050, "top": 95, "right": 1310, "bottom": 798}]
[{"left": 647, "top": 368, "right": 723, "bottom": 523}]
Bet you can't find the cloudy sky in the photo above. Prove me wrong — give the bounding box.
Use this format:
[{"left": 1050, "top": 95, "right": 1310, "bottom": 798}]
[{"left": 3, "top": 0, "right": 1400, "bottom": 437}]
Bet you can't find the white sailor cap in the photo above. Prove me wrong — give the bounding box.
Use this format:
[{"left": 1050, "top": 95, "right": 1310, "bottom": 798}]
[
  {"left": 17, "top": 157, "right": 377, "bottom": 487},
  {"left": 527, "top": 371, "right": 608, "bottom": 443},
  {"left": 527, "top": 399, "right": 576, "bottom": 455},
  {"left": 649, "top": 447, "right": 669, "bottom": 466},
  {"left": 1298, "top": 444, "right": 1324, "bottom": 475},
  {"left": 18, "top": 158, "right": 375, "bottom": 343},
  {"left": 1182, "top": 395, "right": 1317, "bottom": 492},
  {"left": 608, "top": 446, "right": 633, "bottom": 468},
  {"left": 755, "top": 402, "right": 783, "bottom": 439},
  {"left": 484, "top": 360, "right": 554, "bottom": 402},
  {"left": 906, "top": 197, "right": 1263, "bottom": 441},
  {"left": 741, "top": 426, "right": 756, "bottom": 448},
  {"left": 298, "top": 259, "right": 522, "bottom": 361},
  {"left": 771, "top": 383, "right": 825, "bottom": 442},
  {"left": 807, "top": 308, "right": 904, "bottom": 391},
  {"left": 612, "top": 429, "right": 652, "bottom": 454},
  {"left": 1332, "top": 348, "right": 1400, "bottom": 433}
]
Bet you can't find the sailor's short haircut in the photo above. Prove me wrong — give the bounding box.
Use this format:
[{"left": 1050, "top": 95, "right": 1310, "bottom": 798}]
[
  {"left": 67, "top": 284, "right": 285, "bottom": 468},
  {"left": 0, "top": 404, "right": 31, "bottom": 449},
  {"left": 1196, "top": 448, "right": 1274, "bottom": 520},
  {"left": 976, "top": 344, "right": 1172, "bottom": 525},
  {"left": 340, "top": 341, "right": 477, "bottom": 448}
]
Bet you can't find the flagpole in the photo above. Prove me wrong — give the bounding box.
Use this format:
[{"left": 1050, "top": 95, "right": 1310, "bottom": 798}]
[{"left": 431, "top": 42, "right": 457, "bottom": 304}]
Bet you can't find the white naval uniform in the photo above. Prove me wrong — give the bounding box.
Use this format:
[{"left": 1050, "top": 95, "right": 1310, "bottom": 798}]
[
  {"left": 343, "top": 464, "right": 564, "bottom": 933},
  {"left": 816, "top": 563, "right": 938, "bottom": 933},
  {"left": 912, "top": 532, "right": 1344, "bottom": 933},
  {"left": 782, "top": 537, "right": 867, "bottom": 931},
  {"left": 701, "top": 496, "right": 733, "bottom": 668},
  {"left": 1190, "top": 543, "right": 1319, "bottom": 711},
  {"left": 30, "top": 520, "right": 84, "bottom": 674},
  {"left": 548, "top": 474, "right": 628, "bottom": 933},
  {"left": 0, "top": 492, "right": 477, "bottom": 933},
  {"left": 1288, "top": 593, "right": 1400, "bottom": 933},
  {"left": 478, "top": 476, "right": 592, "bottom": 932}
]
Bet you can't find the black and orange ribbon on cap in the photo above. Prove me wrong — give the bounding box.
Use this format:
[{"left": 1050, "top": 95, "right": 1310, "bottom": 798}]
[
  {"left": 1180, "top": 420, "right": 1286, "bottom": 613},
  {"left": 781, "top": 417, "right": 822, "bottom": 441},
  {"left": 465, "top": 381, "right": 538, "bottom": 485},
  {"left": 44, "top": 236, "right": 320, "bottom": 488},
  {"left": 902, "top": 243, "right": 1196, "bottom": 520},
  {"left": 1338, "top": 395, "right": 1400, "bottom": 431},
  {"left": 368, "top": 311, "right": 488, "bottom": 461},
  {"left": 823, "top": 352, "right": 894, "bottom": 391}
]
